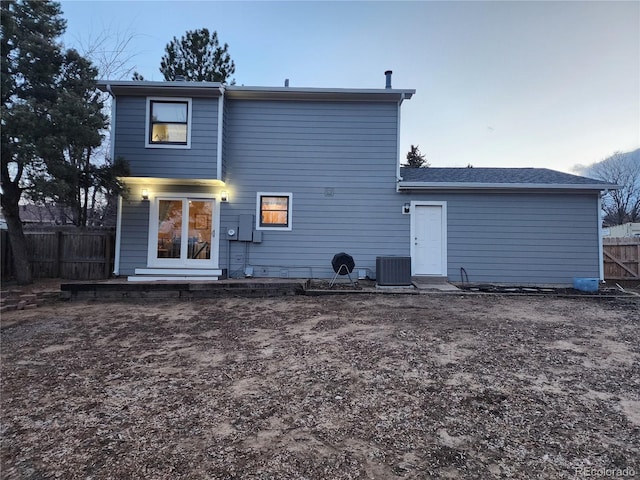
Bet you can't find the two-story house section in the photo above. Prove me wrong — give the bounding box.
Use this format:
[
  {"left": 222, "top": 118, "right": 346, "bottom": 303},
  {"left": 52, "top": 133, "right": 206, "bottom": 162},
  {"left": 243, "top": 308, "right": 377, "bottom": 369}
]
[
  {"left": 98, "top": 73, "right": 416, "bottom": 281},
  {"left": 99, "top": 73, "right": 616, "bottom": 285}
]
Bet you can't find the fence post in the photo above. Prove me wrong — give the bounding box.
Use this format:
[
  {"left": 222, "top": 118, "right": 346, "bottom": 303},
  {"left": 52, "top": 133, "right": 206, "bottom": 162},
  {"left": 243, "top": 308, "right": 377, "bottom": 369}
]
[
  {"left": 105, "top": 233, "right": 113, "bottom": 278},
  {"left": 55, "top": 231, "right": 64, "bottom": 278},
  {"left": 1, "top": 230, "right": 10, "bottom": 279}
]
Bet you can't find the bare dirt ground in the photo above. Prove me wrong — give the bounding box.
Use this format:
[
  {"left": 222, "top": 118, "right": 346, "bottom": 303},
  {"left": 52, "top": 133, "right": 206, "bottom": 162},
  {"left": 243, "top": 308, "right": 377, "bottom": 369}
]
[{"left": 1, "top": 293, "right": 639, "bottom": 479}]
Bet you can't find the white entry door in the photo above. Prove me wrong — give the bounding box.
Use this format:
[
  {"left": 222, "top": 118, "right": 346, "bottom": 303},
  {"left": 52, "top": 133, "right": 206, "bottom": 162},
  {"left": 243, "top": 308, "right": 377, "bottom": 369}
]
[{"left": 411, "top": 202, "right": 447, "bottom": 276}]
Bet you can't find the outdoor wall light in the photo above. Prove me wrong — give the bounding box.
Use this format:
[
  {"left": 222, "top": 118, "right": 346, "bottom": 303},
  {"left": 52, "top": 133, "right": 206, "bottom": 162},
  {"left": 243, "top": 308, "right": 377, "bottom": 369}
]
[
  {"left": 403, "top": 203, "right": 411, "bottom": 214},
  {"left": 220, "top": 191, "right": 229, "bottom": 202},
  {"left": 141, "top": 189, "right": 150, "bottom": 201}
]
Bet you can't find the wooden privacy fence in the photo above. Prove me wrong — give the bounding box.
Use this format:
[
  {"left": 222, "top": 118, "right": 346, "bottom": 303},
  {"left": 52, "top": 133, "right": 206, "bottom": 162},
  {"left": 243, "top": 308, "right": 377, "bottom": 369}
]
[
  {"left": 603, "top": 237, "right": 640, "bottom": 280},
  {"left": 1, "top": 230, "right": 115, "bottom": 280}
]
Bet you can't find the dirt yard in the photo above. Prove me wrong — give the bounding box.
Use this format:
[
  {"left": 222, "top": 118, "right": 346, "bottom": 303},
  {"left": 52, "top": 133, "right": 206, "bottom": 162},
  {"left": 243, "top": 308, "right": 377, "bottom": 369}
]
[{"left": 1, "top": 293, "right": 639, "bottom": 479}]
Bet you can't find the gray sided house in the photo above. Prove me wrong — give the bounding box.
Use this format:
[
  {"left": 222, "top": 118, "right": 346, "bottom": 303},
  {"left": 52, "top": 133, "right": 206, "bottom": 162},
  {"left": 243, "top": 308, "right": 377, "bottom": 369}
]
[
  {"left": 398, "top": 168, "right": 615, "bottom": 285},
  {"left": 99, "top": 76, "right": 615, "bottom": 285}
]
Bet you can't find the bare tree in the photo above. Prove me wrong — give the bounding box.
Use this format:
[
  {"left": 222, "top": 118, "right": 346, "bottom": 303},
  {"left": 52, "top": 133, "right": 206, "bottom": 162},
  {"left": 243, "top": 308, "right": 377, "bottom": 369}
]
[
  {"left": 69, "top": 22, "right": 140, "bottom": 80},
  {"left": 579, "top": 150, "right": 640, "bottom": 225},
  {"left": 57, "top": 23, "right": 138, "bottom": 226}
]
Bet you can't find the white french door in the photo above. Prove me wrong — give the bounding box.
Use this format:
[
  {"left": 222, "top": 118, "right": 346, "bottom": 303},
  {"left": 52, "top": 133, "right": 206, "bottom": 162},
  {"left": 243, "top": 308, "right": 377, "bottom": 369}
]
[{"left": 148, "top": 195, "right": 218, "bottom": 268}]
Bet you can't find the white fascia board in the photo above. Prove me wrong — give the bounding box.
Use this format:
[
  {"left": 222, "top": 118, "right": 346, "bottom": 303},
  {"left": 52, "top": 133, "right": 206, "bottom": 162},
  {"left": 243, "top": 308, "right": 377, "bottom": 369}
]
[{"left": 397, "top": 182, "right": 619, "bottom": 191}]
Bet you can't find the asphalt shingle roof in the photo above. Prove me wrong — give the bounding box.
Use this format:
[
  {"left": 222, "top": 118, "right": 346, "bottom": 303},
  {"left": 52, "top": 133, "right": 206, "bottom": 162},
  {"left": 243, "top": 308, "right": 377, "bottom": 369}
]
[{"left": 400, "top": 167, "right": 611, "bottom": 186}]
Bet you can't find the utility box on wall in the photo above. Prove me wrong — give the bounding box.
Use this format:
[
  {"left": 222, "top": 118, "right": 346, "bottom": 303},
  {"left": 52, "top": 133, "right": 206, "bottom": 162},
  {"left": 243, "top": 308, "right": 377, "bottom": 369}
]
[
  {"left": 238, "top": 214, "right": 254, "bottom": 242},
  {"left": 376, "top": 256, "right": 412, "bottom": 286}
]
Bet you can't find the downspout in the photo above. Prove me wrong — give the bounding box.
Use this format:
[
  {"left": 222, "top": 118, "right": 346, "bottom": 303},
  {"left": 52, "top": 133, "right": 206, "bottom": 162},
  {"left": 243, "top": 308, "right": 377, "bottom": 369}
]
[
  {"left": 598, "top": 191, "right": 605, "bottom": 282},
  {"left": 107, "top": 84, "right": 116, "bottom": 160},
  {"left": 217, "top": 85, "right": 225, "bottom": 276},
  {"left": 114, "top": 195, "right": 122, "bottom": 276},
  {"left": 107, "top": 84, "right": 122, "bottom": 276},
  {"left": 217, "top": 86, "right": 225, "bottom": 181},
  {"left": 395, "top": 92, "right": 406, "bottom": 189}
]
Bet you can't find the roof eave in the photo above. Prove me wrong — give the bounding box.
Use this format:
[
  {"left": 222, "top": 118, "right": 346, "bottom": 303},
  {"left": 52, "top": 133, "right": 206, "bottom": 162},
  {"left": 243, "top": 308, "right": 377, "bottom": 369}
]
[
  {"left": 220, "top": 86, "right": 415, "bottom": 102},
  {"left": 96, "top": 81, "right": 415, "bottom": 102},
  {"left": 397, "top": 182, "right": 619, "bottom": 192},
  {"left": 97, "top": 80, "right": 224, "bottom": 97}
]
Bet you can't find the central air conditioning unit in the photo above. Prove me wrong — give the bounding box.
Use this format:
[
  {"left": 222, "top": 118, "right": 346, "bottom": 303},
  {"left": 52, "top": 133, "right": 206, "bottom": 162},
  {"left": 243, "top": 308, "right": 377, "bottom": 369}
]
[{"left": 376, "top": 256, "right": 412, "bottom": 286}]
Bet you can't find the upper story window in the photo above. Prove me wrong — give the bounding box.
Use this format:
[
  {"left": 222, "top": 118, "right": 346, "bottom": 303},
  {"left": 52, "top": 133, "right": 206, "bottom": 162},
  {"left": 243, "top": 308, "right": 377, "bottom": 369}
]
[
  {"left": 256, "top": 192, "right": 292, "bottom": 231},
  {"left": 145, "top": 97, "right": 192, "bottom": 149}
]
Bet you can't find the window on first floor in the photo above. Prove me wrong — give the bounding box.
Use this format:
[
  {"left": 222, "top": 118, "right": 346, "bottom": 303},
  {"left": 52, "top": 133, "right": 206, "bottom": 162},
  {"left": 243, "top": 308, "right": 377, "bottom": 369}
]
[
  {"left": 257, "top": 192, "right": 292, "bottom": 230},
  {"left": 146, "top": 97, "right": 192, "bottom": 148}
]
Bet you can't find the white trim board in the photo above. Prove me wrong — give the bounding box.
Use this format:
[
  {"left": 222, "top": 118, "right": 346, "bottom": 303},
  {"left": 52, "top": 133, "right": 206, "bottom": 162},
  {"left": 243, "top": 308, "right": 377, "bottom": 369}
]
[
  {"left": 128, "top": 276, "right": 219, "bottom": 282},
  {"left": 135, "top": 268, "right": 222, "bottom": 276}
]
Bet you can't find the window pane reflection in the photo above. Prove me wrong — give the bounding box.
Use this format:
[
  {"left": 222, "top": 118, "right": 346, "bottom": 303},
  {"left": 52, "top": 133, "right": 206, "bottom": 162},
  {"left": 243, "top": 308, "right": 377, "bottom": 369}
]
[
  {"left": 157, "top": 200, "right": 182, "bottom": 258},
  {"left": 151, "top": 124, "right": 187, "bottom": 143},
  {"left": 260, "top": 196, "right": 289, "bottom": 226},
  {"left": 151, "top": 102, "right": 187, "bottom": 122},
  {"left": 187, "top": 200, "right": 212, "bottom": 259}
]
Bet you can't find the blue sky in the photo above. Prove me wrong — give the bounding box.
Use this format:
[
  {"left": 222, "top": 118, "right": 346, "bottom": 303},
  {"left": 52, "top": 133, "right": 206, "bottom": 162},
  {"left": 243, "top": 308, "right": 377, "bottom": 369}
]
[{"left": 59, "top": 0, "right": 639, "bottom": 173}]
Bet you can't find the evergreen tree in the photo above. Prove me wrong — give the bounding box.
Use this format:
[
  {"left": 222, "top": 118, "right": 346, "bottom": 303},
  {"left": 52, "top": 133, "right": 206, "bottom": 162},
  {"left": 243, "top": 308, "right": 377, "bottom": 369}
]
[
  {"left": 1, "top": 0, "right": 66, "bottom": 285},
  {"left": 2, "top": 1, "right": 130, "bottom": 284},
  {"left": 159, "top": 28, "right": 235, "bottom": 83},
  {"left": 404, "top": 145, "right": 429, "bottom": 168},
  {"left": 29, "top": 49, "right": 129, "bottom": 226}
]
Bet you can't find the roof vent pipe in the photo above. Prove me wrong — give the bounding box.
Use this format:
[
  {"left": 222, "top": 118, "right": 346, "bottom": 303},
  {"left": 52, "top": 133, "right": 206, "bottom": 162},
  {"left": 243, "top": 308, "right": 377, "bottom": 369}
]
[
  {"left": 384, "top": 70, "right": 392, "bottom": 89},
  {"left": 285, "top": 78, "right": 289, "bottom": 87},
  {"left": 174, "top": 75, "right": 186, "bottom": 81}
]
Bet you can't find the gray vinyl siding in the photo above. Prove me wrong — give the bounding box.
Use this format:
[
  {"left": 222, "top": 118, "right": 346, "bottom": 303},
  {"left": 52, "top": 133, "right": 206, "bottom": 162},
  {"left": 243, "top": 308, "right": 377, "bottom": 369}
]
[
  {"left": 114, "top": 96, "right": 218, "bottom": 179},
  {"left": 119, "top": 196, "right": 150, "bottom": 275},
  {"left": 405, "top": 191, "right": 600, "bottom": 285},
  {"left": 221, "top": 99, "right": 405, "bottom": 278}
]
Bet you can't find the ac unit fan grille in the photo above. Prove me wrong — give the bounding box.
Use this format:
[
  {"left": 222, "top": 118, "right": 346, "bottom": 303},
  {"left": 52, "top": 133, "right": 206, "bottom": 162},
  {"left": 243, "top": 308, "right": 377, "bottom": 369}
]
[{"left": 376, "top": 256, "right": 411, "bottom": 286}]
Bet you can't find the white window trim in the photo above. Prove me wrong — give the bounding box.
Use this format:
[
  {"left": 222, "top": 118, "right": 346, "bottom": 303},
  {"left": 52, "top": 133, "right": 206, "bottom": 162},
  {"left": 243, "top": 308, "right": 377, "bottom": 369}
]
[
  {"left": 145, "top": 97, "right": 193, "bottom": 149},
  {"left": 256, "top": 192, "right": 293, "bottom": 231},
  {"left": 147, "top": 191, "right": 220, "bottom": 268}
]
